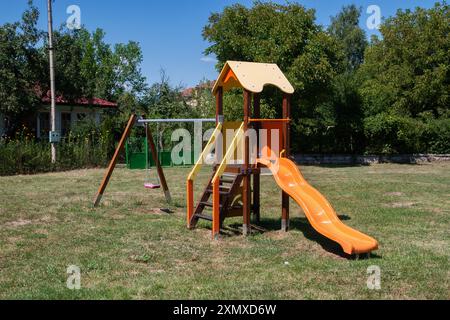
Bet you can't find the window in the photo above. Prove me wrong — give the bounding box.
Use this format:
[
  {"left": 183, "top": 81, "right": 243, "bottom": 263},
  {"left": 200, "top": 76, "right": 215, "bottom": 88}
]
[
  {"left": 77, "top": 113, "right": 87, "bottom": 121},
  {"left": 61, "top": 113, "right": 72, "bottom": 136},
  {"left": 39, "top": 112, "right": 50, "bottom": 139}
]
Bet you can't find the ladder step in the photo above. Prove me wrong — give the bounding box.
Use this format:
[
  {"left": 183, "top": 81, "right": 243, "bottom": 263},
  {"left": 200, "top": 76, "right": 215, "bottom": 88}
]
[
  {"left": 194, "top": 214, "right": 213, "bottom": 221},
  {"left": 200, "top": 201, "right": 223, "bottom": 208},
  {"left": 206, "top": 188, "right": 229, "bottom": 195},
  {"left": 220, "top": 177, "right": 235, "bottom": 183},
  {"left": 222, "top": 173, "right": 238, "bottom": 177}
]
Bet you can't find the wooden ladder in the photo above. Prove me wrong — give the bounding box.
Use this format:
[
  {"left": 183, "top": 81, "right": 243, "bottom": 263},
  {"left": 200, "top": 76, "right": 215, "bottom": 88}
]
[{"left": 190, "top": 166, "right": 244, "bottom": 228}]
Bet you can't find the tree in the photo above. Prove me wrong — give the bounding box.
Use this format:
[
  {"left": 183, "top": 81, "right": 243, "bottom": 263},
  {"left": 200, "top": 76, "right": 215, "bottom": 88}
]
[
  {"left": 359, "top": 2, "right": 450, "bottom": 153},
  {"left": 203, "top": 1, "right": 344, "bottom": 152},
  {"left": 0, "top": 1, "right": 148, "bottom": 137},
  {"left": 140, "top": 71, "right": 197, "bottom": 150},
  {"left": 49, "top": 27, "right": 147, "bottom": 103},
  {"left": 0, "top": 1, "right": 46, "bottom": 133},
  {"left": 328, "top": 5, "right": 367, "bottom": 71},
  {"left": 327, "top": 5, "right": 368, "bottom": 153},
  {"left": 361, "top": 2, "right": 449, "bottom": 118}
]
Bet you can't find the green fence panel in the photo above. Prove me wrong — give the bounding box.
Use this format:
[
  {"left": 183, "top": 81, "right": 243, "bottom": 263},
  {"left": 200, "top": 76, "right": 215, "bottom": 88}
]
[
  {"left": 126, "top": 138, "right": 198, "bottom": 169},
  {"left": 128, "top": 152, "right": 147, "bottom": 170},
  {"left": 160, "top": 151, "right": 172, "bottom": 167}
]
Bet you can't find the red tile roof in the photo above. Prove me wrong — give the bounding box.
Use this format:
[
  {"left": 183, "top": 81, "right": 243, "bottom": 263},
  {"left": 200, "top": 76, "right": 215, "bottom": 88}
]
[
  {"left": 181, "top": 81, "right": 215, "bottom": 98},
  {"left": 41, "top": 92, "right": 118, "bottom": 108}
]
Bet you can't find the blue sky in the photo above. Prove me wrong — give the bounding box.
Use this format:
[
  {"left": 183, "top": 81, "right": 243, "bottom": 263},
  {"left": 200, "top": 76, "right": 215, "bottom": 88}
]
[{"left": 0, "top": 0, "right": 438, "bottom": 87}]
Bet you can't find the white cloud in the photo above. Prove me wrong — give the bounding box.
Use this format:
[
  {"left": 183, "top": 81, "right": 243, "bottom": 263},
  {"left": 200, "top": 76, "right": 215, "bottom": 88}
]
[{"left": 200, "top": 56, "right": 217, "bottom": 63}]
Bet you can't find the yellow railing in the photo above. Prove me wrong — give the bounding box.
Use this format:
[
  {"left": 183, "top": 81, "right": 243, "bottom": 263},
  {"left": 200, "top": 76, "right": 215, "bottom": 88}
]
[
  {"left": 187, "top": 123, "right": 223, "bottom": 182},
  {"left": 186, "top": 123, "right": 222, "bottom": 228},
  {"left": 211, "top": 122, "right": 244, "bottom": 238},
  {"left": 211, "top": 122, "right": 244, "bottom": 184}
]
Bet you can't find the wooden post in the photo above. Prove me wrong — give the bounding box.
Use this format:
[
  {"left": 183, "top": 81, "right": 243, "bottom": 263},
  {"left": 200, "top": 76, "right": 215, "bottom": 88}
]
[
  {"left": 187, "top": 179, "right": 194, "bottom": 228},
  {"left": 243, "top": 90, "right": 252, "bottom": 236},
  {"left": 93, "top": 114, "right": 137, "bottom": 207},
  {"left": 281, "top": 94, "right": 291, "bottom": 231},
  {"left": 146, "top": 124, "right": 172, "bottom": 203},
  {"left": 252, "top": 93, "right": 261, "bottom": 223},
  {"left": 216, "top": 86, "right": 223, "bottom": 124},
  {"left": 212, "top": 179, "right": 220, "bottom": 239},
  {"left": 215, "top": 86, "right": 224, "bottom": 164}
]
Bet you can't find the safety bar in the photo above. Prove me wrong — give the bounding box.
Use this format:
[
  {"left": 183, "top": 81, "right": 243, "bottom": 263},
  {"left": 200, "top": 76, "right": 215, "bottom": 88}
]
[
  {"left": 248, "top": 118, "right": 290, "bottom": 123},
  {"left": 139, "top": 118, "right": 216, "bottom": 124}
]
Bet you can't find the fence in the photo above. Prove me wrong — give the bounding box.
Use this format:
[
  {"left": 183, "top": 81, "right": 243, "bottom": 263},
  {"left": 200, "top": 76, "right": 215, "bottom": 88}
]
[{"left": 125, "top": 137, "right": 196, "bottom": 169}]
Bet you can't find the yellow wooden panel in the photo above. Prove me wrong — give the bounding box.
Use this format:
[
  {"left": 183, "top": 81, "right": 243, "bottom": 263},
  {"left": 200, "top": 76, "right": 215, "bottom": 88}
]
[{"left": 212, "top": 61, "right": 295, "bottom": 95}]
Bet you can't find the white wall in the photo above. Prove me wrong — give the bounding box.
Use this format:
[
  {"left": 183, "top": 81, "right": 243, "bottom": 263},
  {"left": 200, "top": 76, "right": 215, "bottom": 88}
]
[{"left": 36, "top": 105, "right": 104, "bottom": 138}]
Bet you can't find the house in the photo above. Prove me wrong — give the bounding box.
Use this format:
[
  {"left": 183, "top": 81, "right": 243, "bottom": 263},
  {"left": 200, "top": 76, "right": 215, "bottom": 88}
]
[
  {"left": 36, "top": 94, "right": 118, "bottom": 139},
  {"left": 0, "top": 93, "right": 118, "bottom": 139},
  {"left": 181, "top": 80, "right": 215, "bottom": 108}
]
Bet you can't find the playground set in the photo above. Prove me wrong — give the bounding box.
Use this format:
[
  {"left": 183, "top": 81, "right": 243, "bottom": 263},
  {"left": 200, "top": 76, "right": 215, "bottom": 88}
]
[{"left": 94, "top": 61, "right": 379, "bottom": 256}]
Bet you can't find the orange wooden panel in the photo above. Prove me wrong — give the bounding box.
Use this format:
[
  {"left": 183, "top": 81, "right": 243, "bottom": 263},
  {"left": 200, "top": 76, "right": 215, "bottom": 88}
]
[{"left": 261, "top": 121, "right": 284, "bottom": 159}]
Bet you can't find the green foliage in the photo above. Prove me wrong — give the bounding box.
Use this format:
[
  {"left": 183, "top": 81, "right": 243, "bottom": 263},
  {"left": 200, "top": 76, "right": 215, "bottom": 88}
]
[
  {"left": 360, "top": 3, "right": 450, "bottom": 118},
  {"left": 2, "top": 1, "right": 449, "bottom": 167},
  {"left": 0, "top": 1, "right": 147, "bottom": 137},
  {"left": 203, "top": 1, "right": 345, "bottom": 151},
  {"left": 204, "top": 1, "right": 450, "bottom": 154},
  {"left": 358, "top": 2, "right": 450, "bottom": 153},
  {"left": 0, "top": 1, "right": 45, "bottom": 130},
  {"left": 50, "top": 27, "right": 147, "bottom": 103},
  {"left": 328, "top": 5, "right": 368, "bottom": 71},
  {"left": 0, "top": 118, "right": 111, "bottom": 176}
]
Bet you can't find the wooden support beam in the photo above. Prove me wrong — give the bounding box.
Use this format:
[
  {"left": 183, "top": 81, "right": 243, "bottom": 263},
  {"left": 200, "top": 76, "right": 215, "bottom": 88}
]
[
  {"left": 216, "top": 86, "right": 223, "bottom": 124},
  {"left": 93, "top": 114, "right": 137, "bottom": 207},
  {"left": 212, "top": 179, "right": 220, "bottom": 239},
  {"left": 242, "top": 90, "right": 252, "bottom": 236},
  {"left": 146, "top": 124, "right": 172, "bottom": 203},
  {"left": 215, "top": 86, "right": 224, "bottom": 163},
  {"left": 281, "top": 94, "right": 291, "bottom": 231},
  {"left": 252, "top": 93, "right": 261, "bottom": 223}
]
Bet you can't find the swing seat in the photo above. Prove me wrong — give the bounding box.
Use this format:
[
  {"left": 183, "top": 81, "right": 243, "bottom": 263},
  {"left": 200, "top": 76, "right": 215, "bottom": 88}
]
[{"left": 144, "top": 183, "right": 161, "bottom": 189}]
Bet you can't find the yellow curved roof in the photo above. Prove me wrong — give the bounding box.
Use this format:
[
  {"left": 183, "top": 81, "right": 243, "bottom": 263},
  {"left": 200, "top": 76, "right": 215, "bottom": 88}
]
[{"left": 212, "top": 61, "right": 294, "bottom": 95}]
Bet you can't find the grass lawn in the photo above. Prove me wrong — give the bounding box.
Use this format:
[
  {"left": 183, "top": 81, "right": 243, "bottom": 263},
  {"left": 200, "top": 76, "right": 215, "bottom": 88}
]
[{"left": 0, "top": 163, "right": 449, "bottom": 299}]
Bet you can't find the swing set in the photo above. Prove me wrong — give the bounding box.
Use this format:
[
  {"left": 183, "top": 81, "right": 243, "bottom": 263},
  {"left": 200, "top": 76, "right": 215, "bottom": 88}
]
[{"left": 93, "top": 116, "right": 215, "bottom": 207}]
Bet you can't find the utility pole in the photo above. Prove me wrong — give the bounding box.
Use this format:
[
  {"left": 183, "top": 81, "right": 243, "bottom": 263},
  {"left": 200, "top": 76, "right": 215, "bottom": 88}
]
[{"left": 47, "top": 0, "right": 57, "bottom": 163}]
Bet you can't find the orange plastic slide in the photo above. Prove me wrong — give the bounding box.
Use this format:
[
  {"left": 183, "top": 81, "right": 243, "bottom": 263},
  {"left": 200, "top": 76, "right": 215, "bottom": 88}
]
[{"left": 258, "top": 157, "right": 378, "bottom": 255}]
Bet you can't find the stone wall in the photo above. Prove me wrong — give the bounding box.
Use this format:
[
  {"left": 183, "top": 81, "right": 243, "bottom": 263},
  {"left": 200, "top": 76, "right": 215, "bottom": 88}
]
[{"left": 293, "top": 154, "right": 450, "bottom": 165}]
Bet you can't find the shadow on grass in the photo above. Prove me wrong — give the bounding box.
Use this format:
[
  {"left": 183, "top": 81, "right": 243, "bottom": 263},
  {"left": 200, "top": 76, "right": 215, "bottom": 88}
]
[
  {"left": 301, "top": 164, "right": 369, "bottom": 168},
  {"left": 221, "top": 215, "right": 382, "bottom": 260}
]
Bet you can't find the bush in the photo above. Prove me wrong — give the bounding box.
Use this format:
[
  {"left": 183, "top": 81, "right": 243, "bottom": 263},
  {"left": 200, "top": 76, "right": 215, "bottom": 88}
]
[
  {"left": 363, "top": 113, "right": 450, "bottom": 154},
  {"left": 423, "top": 117, "right": 450, "bottom": 154},
  {"left": 0, "top": 119, "right": 112, "bottom": 176}
]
